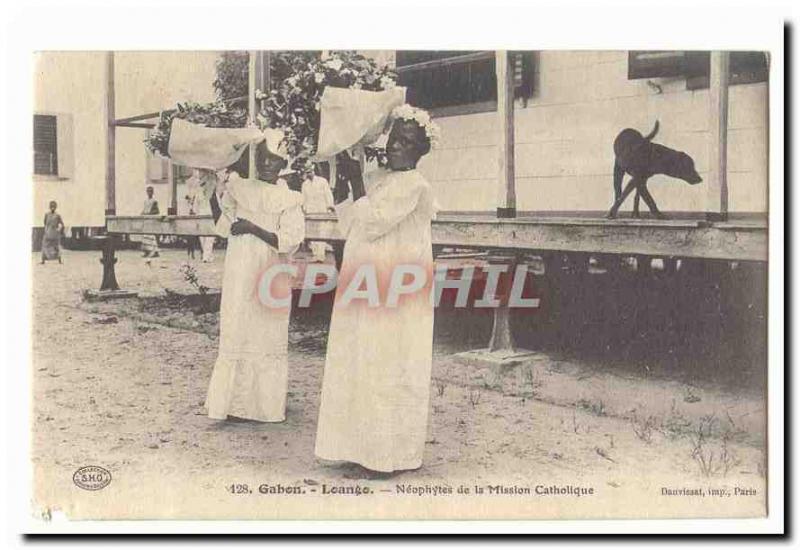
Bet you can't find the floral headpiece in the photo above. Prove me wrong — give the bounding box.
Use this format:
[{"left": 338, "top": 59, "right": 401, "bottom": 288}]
[{"left": 390, "top": 104, "right": 441, "bottom": 148}]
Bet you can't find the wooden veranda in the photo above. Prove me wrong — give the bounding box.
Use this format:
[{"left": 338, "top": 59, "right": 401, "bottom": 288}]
[{"left": 97, "top": 50, "right": 768, "bottom": 358}]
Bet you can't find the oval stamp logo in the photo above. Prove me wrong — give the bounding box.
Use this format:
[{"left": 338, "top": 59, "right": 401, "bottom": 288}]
[{"left": 73, "top": 466, "right": 112, "bottom": 491}]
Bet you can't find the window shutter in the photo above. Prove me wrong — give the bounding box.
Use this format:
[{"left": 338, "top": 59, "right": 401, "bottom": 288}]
[
  {"left": 33, "top": 114, "right": 58, "bottom": 176},
  {"left": 511, "top": 52, "right": 535, "bottom": 99}
]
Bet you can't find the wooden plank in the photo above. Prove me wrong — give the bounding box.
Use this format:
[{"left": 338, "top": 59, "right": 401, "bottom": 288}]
[
  {"left": 107, "top": 215, "right": 768, "bottom": 262},
  {"left": 495, "top": 51, "right": 516, "bottom": 218},
  {"left": 105, "top": 52, "right": 116, "bottom": 215},
  {"left": 707, "top": 51, "right": 730, "bottom": 221},
  {"left": 107, "top": 215, "right": 215, "bottom": 236},
  {"left": 115, "top": 122, "right": 155, "bottom": 129}
]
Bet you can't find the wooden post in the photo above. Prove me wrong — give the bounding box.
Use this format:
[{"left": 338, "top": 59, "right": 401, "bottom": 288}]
[
  {"left": 98, "top": 236, "right": 120, "bottom": 291},
  {"left": 707, "top": 51, "right": 730, "bottom": 222},
  {"left": 248, "top": 51, "right": 258, "bottom": 179},
  {"left": 167, "top": 162, "right": 177, "bottom": 215},
  {"left": 248, "top": 50, "right": 271, "bottom": 179},
  {"left": 495, "top": 50, "right": 516, "bottom": 219},
  {"left": 254, "top": 50, "right": 270, "bottom": 106},
  {"left": 486, "top": 253, "right": 518, "bottom": 352},
  {"left": 453, "top": 51, "right": 534, "bottom": 366},
  {"left": 105, "top": 51, "right": 116, "bottom": 216}
]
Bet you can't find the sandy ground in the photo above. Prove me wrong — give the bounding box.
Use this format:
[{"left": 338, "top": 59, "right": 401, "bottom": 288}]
[{"left": 31, "top": 248, "right": 767, "bottom": 520}]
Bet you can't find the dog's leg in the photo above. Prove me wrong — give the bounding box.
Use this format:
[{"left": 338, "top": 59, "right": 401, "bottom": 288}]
[
  {"left": 607, "top": 177, "right": 640, "bottom": 219},
  {"left": 613, "top": 160, "right": 624, "bottom": 202},
  {"left": 633, "top": 190, "right": 641, "bottom": 218},
  {"left": 638, "top": 183, "right": 668, "bottom": 220}
]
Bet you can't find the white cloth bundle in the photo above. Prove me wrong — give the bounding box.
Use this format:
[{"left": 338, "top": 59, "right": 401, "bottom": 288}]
[
  {"left": 167, "top": 118, "right": 265, "bottom": 170},
  {"left": 315, "top": 87, "right": 406, "bottom": 159}
]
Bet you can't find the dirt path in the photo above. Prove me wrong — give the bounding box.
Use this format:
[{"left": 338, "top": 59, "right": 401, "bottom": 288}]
[{"left": 31, "top": 249, "right": 767, "bottom": 520}]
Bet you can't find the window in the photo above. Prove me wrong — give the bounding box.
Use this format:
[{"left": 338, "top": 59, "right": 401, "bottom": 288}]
[
  {"left": 33, "top": 113, "right": 73, "bottom": 179},
  {"left": 34, "top": 114, "right": 58, "bottom": 176},
  {"left": 628, "top": 51, "right": 768, "bottom": 90},
  {"left": 396, "top": 51, "right": 535, "bottom": 116}
]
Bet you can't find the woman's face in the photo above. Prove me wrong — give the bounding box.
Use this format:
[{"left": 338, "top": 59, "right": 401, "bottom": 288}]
[
  {"left": 256, "top": 143, "right": 287, "bottom": 183},
  {"left": 49, "top": 202, "right": 57, "bottom": 212},
  {"left": 386, "top": 120, "right": 427, "bottom": 171}
]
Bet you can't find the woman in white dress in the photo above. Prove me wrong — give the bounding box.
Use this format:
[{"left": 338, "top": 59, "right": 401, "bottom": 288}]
[
  {"left": 315, "top": 107, "right": 440, "bottom": 473},
  {"left": 205, "top": 130, "right": 305, "bottom": 423}
]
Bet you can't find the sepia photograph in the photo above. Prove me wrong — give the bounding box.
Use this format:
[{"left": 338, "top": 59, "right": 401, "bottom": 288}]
[{"left": 8, "top": 3, "right": 786, "bottom": 533}]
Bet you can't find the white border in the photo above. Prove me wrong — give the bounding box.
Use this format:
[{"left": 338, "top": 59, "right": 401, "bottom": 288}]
[{"left": 2, "top": 0, "right": 790, "bottom": 540}]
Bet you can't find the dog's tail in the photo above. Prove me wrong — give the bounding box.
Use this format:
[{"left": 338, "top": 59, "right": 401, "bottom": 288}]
[{"left": 644, "top": 120, "right": 660, "bottom": 141}]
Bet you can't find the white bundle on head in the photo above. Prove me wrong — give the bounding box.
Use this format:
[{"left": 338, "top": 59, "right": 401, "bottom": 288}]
[
  {"left": 167, "top": 118, "right": 265, "bottom": 170},
  {"left": 314, "top": 86, "right": 407, "bottom": 159}
]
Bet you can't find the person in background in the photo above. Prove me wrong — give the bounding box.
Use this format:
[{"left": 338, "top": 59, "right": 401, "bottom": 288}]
[
  {"left": 185, "top": 169, "right": 217, "bottom": 262},
  {"left": 300, "top": 166, "right": 335, "bottom": 262},
  {"left": 40, "top": 200, "right": 64, "bottom": 264},
  {"left": 183, "top": 193, "right": 200, "bottom": 260},
  {"left": 141, "top": 186, "right": 160, "bottom": 264}
]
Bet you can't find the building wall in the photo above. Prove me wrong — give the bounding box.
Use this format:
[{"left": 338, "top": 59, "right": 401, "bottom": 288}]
[
  {"left": 33, "top": 52, "right": 107, "bottom": 227},
  {"left": 35, "top": 50, "right": 768, "bottom": 228},
  {"left": 33, "top": 51, "right": 220, "bottom": 227},
  {"left": 414, "top": 51, "right": 768, "bottom": 214},
  {"left": 114, "top": 51, "right": 219, "bottom": 216}
]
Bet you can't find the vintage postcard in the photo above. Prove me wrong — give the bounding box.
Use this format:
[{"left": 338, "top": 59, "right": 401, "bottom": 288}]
[{"left": 22, "top": 32, "right": 781, "bottom": 529}]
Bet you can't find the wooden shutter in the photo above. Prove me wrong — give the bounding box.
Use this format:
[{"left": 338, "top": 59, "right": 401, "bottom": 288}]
[{"left": 33, "top": 114, "right": 58, "bottom": 175}]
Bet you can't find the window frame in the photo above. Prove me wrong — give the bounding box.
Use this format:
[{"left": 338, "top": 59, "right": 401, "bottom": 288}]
[
  {"left": 395, "top": 51, "right": 535, "bottom": 118},
  {"left": 627, "top": 50, "right": 769, "bottom": 90}
]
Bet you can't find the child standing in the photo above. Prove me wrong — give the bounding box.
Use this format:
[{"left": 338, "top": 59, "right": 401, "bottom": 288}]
[{"left": 40, "top": 200, "right": 64, "bottom": 264}]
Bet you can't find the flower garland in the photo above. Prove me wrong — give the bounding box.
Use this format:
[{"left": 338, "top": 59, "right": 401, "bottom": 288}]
[{"left": 144, "top": 51, "right": 397, "bottom": 177}]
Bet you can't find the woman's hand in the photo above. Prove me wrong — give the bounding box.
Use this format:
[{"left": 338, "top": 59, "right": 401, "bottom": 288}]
[
  {"left": 230, "top": 218, "right": 254, "bottom": 236},
  {"left": 230, "top": 218, "right": 279, "bottom": 249}
]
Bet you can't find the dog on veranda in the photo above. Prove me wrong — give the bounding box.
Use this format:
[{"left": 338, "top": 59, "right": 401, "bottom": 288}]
[{"left": 606, "top": 121, "right": 702, "bottom": 219}]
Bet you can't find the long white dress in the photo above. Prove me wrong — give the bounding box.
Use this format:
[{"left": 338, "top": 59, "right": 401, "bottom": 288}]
[
  {"left": 301, "top": 175, "right": 335, "bottom": 262},
  {"left": 205, "top": 174, "right": 305, "bottom": 422},
  {"left": 314, "top": 168, "right": 438, "bottom": 472}
]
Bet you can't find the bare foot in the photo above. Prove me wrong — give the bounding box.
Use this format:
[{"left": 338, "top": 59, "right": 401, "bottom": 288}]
[
  {"left": 341, "top": 463, "right": 421, "bottom": 480},
  {"left": 342, "top": 464, "right": 394, "bottom": 480},
  {"left": 226, "top": 415, "right": 269, "bottom": 423}
]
